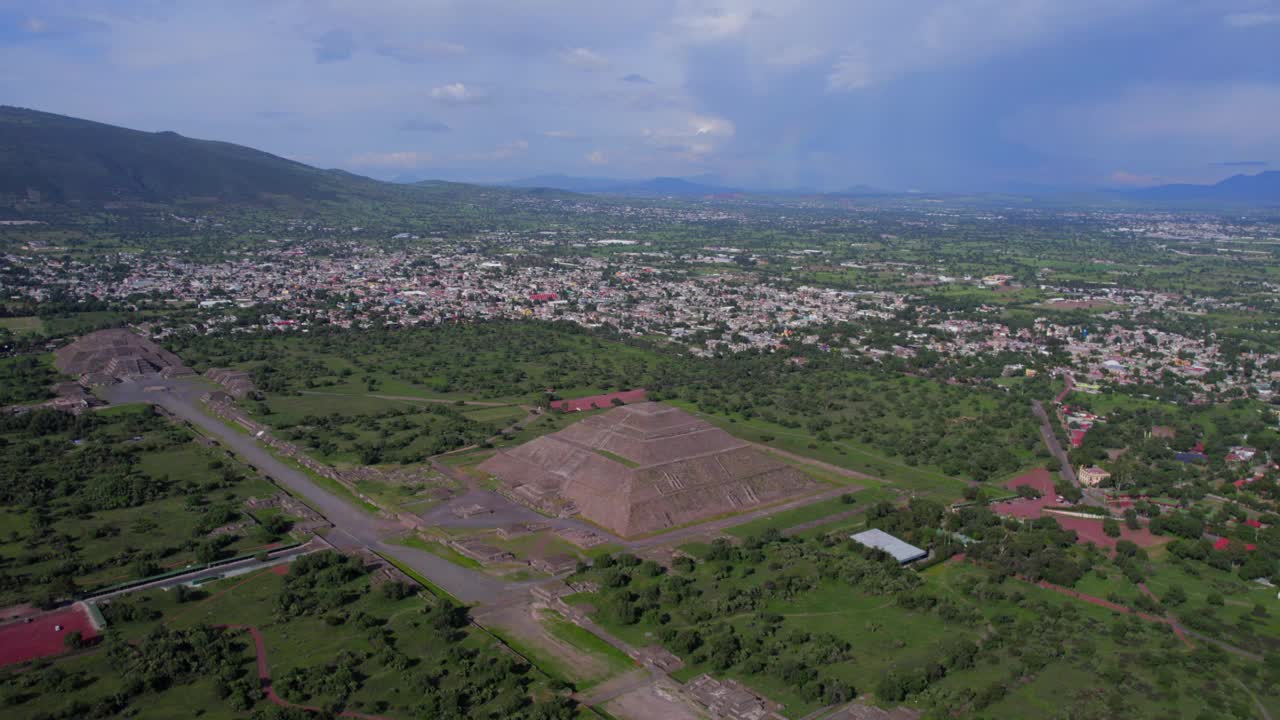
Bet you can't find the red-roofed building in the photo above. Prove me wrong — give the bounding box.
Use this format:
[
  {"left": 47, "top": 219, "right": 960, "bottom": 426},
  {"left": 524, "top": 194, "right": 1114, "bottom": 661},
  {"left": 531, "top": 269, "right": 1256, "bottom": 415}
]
[
  {"left": 1214, "top": 537, "right": 1259, "bottom": 552},
  {"left": 529, "top": 292, "right": 559, "bottom": 303},
  {"left": 1070, "top": 430, "right": 1087, "bottom": 448},
  {"left": 1246, "top": 519, "right": 1263, "bottom": 529}
]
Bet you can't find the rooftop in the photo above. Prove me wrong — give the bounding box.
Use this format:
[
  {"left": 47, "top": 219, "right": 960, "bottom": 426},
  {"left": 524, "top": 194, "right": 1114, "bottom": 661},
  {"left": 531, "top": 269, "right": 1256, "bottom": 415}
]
[{"left": 850, "top": 528, "right": 927, "bottom": 564}]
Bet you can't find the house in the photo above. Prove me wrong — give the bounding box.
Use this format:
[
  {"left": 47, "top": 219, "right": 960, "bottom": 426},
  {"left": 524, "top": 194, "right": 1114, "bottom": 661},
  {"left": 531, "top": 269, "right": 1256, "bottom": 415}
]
[
  {"left": 1226, "top": 446, "right": 1258, "bottom": 464},
  {"left": 1213, "top": 537, "right": 1258, "bottom": 552},
  {"left": 1078, "top": 466, "right": 1112, "bottom": 487},
  {"left": 850, "top": 529, "right": 927, "bottom": 564}
]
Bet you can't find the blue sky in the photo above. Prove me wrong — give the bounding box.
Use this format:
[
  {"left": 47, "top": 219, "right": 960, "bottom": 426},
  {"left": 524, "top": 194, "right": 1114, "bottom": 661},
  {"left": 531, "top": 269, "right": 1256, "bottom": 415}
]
[{"left": 1, "top": 1, "right": 1278, "bottom": 191}]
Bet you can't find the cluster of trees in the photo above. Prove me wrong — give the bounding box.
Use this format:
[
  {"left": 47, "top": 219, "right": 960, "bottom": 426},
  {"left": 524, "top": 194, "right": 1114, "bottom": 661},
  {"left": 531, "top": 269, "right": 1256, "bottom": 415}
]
[
  {"left": 0, "top": 355, "right": 57, "bottom": 405},
  {"left": 99, "top": 625, "right": 261, "bottom": 714},
  {"left": 577, "top": 535, "right": 939, "bottom": 709},
  {"left": 170, "top": 319, "right": 1045, "bottom": 483},
  {"left": 276, "top": 403, "right": 495, "bottom": 464},
  {"left": 0, "top": 406, "right": 257, "bottom": 607},
  {"left": 275, "top": 550, "right": 368, "bottom": 618}
]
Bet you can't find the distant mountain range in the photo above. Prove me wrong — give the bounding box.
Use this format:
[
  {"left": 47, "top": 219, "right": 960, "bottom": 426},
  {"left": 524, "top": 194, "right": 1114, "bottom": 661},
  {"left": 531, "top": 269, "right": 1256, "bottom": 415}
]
[
  {"left": 0, "top": 105, "right": 1274, "bottom": 210},
  {"left": 0, "top": 106, "right": 570, "bottom": 211},
  {"left": 1128, "top": 171, "right": 1280, "bottom": 204}
]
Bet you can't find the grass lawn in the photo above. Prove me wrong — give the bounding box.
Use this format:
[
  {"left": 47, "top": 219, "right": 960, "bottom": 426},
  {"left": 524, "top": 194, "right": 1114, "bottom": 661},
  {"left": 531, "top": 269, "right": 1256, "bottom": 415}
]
[
  {"left": 392, "top": 533, "right": 484, "bottom": 569},
  {"left": 462, "top": 405, "right": 528, "bottom": 425},
  {"left": 0, "top": 316, "right": 43, "bottom": 333},
  {"left": 725, "top": 496, "right": 861, "bottom": 539}
]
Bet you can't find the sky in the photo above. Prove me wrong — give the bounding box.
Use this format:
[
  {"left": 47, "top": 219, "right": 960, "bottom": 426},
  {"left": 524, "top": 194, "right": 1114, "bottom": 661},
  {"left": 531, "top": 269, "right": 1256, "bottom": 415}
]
[{"left": 1, "top": 1, "right": 1278, "bottom": 192}]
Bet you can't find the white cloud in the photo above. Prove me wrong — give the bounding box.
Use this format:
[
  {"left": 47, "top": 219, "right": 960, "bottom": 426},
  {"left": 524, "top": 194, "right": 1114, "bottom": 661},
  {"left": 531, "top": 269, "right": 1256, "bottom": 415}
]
[
  {"left": 23, "top": 17, "right": 47, "bottom": 33},
  {"left": 672, "top": 8, "right": 752, "bottom": 41},
  {"left": 689, "top": 114, "right": 734, "bottom": 137},
  {"left": 586, "top": 150, "right": 607, "bottom": 165},
  {"left": 560, "top": 47, "right": 610, "bottom": 71},
  {"left": 642, "top": 113, "right": 736, "bottom": 161},
  {"left": 1224, "top": 12, "right": 1280, "bottom": 27},
  {"left": 349, "top": 151, "right": 433, "bottom": 168},
  {"left": 827, "top": 50, "right": 873, "bottom": 92},
  {"left": 543, "top": 130, "right": 581, "bottom": 140},
  {"left": 429, "top": 82, "right": 487, "bottom": 104}
]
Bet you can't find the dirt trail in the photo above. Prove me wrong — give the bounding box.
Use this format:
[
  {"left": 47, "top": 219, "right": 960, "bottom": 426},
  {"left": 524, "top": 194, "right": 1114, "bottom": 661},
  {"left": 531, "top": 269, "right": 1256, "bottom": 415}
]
[
  {"left": 222, "top": 624, "right": 391, "bottom": 720},
  {"left": 1137, "top": 582, "right": 1193, "bottom": 648}
]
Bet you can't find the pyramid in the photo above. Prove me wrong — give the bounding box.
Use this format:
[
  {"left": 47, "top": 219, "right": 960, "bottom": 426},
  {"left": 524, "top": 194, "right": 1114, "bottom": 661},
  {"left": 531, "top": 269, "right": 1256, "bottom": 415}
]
[
  {"left": 54, "top": 328, "right": 190, "bottom": 382},
  {"left": 479, "top": 402, "right": 816, "bottom": 537}
]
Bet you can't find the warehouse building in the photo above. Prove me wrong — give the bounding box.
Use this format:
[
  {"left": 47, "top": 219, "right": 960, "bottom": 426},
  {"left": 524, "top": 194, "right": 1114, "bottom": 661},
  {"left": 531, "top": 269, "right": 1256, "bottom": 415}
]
[{"left": 850, "top": 529, "right": 927, "bottom": 564}]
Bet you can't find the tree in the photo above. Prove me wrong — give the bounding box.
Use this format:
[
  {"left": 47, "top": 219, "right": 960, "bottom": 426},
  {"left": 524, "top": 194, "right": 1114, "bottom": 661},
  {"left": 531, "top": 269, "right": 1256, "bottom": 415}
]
[
  {"left": 1102, "top": 518, "right": 1121, "bottom": 538},
  {"left": 63, "top": 631, "right": 84, "bottom": 651}
]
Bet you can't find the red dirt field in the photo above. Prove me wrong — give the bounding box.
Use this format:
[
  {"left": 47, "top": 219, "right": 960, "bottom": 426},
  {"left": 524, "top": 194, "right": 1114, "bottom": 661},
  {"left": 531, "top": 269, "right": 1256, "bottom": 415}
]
[
  {"left": 0, "top": 604, "right": 99, "bottom": 668},
  {"left": 990, "top": 469, "right": 1165, "bottom": 550},
  {"left": 1050, "top": 514, "right": 1163, "bottom": 550},
  {"left": 551, "top": 389, "right": 647, "bottom": 412},
  {"left": 989, "top": 469, "right": 1057, "bottom": 519}
]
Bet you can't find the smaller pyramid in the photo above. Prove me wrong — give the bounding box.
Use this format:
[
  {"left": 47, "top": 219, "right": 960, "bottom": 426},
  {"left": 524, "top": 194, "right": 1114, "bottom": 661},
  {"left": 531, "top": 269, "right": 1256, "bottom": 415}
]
[{"left": 54, "top": 328, "right": 190, "bottom": 383}]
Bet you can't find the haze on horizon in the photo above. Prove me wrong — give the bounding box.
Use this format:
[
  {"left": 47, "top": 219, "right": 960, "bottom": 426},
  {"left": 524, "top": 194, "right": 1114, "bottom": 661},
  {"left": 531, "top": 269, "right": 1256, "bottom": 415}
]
[{"left": 1, "top": 1, "right": 1277, "bottom": 192}]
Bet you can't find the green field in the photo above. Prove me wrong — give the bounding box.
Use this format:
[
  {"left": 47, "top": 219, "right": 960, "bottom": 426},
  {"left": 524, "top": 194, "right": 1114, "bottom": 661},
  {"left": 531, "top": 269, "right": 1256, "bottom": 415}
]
[
  {"left": 0, "top": 404, "right": 282, "bottom": 606},
  {"left": 2, "top": 552, "right": 575, "bottom": 719},
  {"left": 0, "top": 316, "right": 43, "bottom": 333},
  {"left": 571, "top": 532, "right": 1271, "bottom": 719}
]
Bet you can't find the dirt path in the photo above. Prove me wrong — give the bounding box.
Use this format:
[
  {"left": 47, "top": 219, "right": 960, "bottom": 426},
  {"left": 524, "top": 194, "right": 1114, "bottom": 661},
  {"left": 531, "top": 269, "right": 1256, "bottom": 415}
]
[
  {"left": 1137, "top": 582, "right": 1194, "bottom": 648},
  {"left": 577, "top": 667, "right": 656, "bottom": 706},
  {"left": 222, "top": 624, "right": 391, "bottom": 720},
  {"left": 1234, "top": 676, "right": 1274, "bottom": 720},
  {"left": 477, "top": 603, "right": 615, "bottom": 684},
  {"left": 1006, "top": 571, "right": 1268, "bottom": 659}
]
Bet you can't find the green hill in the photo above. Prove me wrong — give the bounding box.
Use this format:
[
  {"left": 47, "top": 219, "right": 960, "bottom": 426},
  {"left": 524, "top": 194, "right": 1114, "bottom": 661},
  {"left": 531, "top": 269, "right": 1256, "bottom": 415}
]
[
  {"left": 0, "top": 106, "right": 582, "bottom": 213},
  {"left": 0, "top": 106, "right": 401, "bottom": 205}
]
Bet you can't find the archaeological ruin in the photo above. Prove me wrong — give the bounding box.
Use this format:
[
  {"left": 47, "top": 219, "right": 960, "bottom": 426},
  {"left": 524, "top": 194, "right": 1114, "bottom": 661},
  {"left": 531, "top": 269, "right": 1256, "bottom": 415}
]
[{"left": 478, "top": 402, "right": 816, "bottom": 537}]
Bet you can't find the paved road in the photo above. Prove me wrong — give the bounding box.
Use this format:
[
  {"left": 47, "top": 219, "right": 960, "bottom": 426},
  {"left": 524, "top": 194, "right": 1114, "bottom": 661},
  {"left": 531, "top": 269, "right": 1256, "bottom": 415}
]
[
  {"left": 1031, "top": 399, "right": 1107, "bottom": 508},
  {"left": 88, "top": 538, "right": 326, "bottom": 603},
  {"left": 106, "top": 378, "right": 514, "bottom": 604}
]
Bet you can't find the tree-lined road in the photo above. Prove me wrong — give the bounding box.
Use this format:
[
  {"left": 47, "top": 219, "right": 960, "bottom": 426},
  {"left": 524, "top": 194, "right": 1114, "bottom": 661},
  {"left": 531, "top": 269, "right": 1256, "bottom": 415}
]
[{"left": 107, "top": 378, "right": 515, "bottom": 603}]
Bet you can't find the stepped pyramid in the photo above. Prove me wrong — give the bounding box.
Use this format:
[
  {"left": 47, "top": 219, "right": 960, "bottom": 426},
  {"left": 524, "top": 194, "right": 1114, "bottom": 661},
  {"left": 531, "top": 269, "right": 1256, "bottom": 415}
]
[{"left": 479, "top": 402, "right": 815, "bottom": 537}]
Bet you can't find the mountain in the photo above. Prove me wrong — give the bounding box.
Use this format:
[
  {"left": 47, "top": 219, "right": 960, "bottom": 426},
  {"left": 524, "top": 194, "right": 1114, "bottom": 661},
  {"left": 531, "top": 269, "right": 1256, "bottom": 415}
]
[
  {"left": 506, "top": 174, "right": 740, "bottom": 197},
  {"left": 0, "top": 106, "right": 407, "bottom": 205},
  {"left": 1130, "top": 171, "right": 1280, "bottom": 205}
]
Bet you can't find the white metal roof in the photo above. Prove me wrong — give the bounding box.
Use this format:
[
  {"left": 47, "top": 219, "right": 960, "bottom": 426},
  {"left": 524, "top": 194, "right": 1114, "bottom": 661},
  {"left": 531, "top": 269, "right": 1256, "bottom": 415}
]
[{"left": 850, "top": 528, "right": 927, "bottom": 563}]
